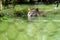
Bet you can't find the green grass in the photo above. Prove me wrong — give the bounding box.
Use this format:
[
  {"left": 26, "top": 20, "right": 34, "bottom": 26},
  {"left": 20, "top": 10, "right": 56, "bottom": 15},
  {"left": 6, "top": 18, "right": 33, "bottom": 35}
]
[{"left": 0, "top": 4, "right": 60, "bottom": 40}]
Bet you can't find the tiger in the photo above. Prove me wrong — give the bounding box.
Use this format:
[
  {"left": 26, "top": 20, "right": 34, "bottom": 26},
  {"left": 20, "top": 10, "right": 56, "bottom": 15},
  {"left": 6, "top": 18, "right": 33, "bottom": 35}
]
[{"left": 27, "top": 8, "right": 47, "bottom": 21}]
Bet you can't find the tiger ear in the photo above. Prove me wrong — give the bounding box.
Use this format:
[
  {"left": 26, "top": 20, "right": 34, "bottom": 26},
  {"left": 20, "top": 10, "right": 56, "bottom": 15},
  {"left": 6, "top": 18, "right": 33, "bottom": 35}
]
[{"left": 35, "top": 8, "right": 39, "bottom": 11}]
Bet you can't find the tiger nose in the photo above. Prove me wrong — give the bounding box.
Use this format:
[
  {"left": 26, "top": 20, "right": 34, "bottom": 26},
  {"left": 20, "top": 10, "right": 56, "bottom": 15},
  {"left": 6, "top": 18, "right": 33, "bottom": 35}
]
[{"left": 31, "top": 15, "right": 33, "bottom": 17}]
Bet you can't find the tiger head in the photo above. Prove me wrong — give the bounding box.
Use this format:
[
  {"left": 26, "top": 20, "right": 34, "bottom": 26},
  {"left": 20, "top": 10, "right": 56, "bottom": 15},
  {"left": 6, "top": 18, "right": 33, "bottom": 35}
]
[
  {"left": 28, "top": 8, "right": 47, "bottom": 17},
  {"left": 28, "top": 8, "right": 39, "bottom": 17}
]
